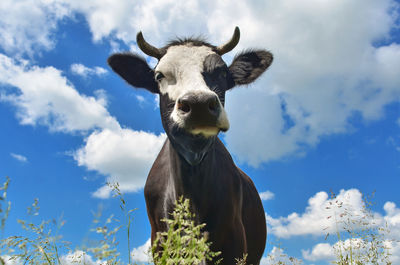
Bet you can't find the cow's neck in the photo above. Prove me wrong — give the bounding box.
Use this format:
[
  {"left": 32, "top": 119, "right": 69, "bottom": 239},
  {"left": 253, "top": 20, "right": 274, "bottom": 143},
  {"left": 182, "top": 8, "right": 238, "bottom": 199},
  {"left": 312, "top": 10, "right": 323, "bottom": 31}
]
[
  {"left": 166, "top": 137, "right": 218, "bottom": 208},
  {"left": 167, "top": 131, "right": 216, "bottom": 166}
]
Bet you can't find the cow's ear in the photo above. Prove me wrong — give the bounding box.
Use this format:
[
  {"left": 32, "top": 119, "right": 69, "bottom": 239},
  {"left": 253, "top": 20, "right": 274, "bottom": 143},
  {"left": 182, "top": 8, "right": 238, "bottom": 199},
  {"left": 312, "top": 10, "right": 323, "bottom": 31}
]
[
  {"left": 228, "top": 50, "right": 273, "bottom": 87},
  {"left": 108, "top": 53, "right": 159, "bottom": 94}
]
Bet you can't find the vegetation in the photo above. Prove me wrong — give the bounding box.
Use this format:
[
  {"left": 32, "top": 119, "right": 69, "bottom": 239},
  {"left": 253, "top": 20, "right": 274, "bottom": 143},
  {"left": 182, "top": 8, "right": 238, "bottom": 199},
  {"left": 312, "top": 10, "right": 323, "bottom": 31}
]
[
  {"left": 0, "top": 176, "right": 397, "bottom": 265},
  {"left": 325, "top": 192, "right": 396, "bottom": 265},
  {"left": 264, "top": 241, "right": 303, "bottom": 265},
  {"left": 151, "top": 197, "right": 221, "bottom": 265}
]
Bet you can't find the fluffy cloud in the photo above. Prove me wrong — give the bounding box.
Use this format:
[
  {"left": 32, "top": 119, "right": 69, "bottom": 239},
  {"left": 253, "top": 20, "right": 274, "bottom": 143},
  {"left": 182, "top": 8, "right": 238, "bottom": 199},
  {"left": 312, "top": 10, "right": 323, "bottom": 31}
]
[
  {"left": 385, "top": 240, "right": 400, "bottom": 263},
  {"left": 299, "top": 199, "right": 400, "bottom": 263},
  {"left": 0, "top": 53, "right": 165, "bottom": 195},
  {"left": 302, "top": 239, "right": 400, "bottom": 263},
  {"left": 259, "top": 190, "right": 275, "bottom": 201},
  {"left": 263, "top": 189, "right": 400, "bottom": 263},
  {"left": 223, "top": 0, "right": 400, "bottom": 166},
  {"left": 0, "top": 54, "right": 119, "bottom": 133},
  {"left": 10, "top": 153, "right": 28, "bottom": 163},
  {"left": 74, "top": 128, "right": 166, "bottom": 198},
  {"left": 0, "top": 0, "right": 70, "bottom": 57},
  {"left": 267, "top": 187, "right": 400, "bottom": 263},
  {"left": 70, "top": 63, "right": 107, "bottom": 78},
  {"left": 260, "top": 247, "right": 303, "bottom": 265},
  {"left": 266, "top": 189, "right": 381, "bottom": 238},
  {"left": 131, "top": 238, "right": 151, "bottom": 263},
  {"left": 384, "top": 201, "right": 400, "bottom": 239},
  {"left": 301, "top": 242, "right": 335, "bottom": 262},
  {"left": 63, "top": 0, "right": 211, "bottom": 44},
  {"left": 60, "top": 251, "right": 102, "bottom": 265}
]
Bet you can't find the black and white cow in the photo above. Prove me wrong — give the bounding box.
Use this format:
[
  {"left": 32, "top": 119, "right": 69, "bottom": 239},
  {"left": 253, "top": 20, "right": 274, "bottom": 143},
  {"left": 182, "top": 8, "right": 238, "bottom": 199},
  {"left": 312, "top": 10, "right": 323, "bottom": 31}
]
[{"left": 108, "top": 27, "right": 273, "bottom": 265}]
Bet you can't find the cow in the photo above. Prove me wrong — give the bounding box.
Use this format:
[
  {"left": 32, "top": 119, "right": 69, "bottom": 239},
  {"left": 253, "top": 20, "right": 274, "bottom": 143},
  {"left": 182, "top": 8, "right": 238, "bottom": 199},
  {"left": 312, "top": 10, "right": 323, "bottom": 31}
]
[{"left": 108, "top": 27, "right": 273, "bottom": 265}]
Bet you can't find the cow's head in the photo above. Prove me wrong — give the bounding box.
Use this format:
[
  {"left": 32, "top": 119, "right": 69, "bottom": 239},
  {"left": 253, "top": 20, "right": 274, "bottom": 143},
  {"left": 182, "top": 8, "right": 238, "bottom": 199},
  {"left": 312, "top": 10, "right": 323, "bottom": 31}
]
[{"left": 108, "top": 27, "right": 273, "bottom": 165}]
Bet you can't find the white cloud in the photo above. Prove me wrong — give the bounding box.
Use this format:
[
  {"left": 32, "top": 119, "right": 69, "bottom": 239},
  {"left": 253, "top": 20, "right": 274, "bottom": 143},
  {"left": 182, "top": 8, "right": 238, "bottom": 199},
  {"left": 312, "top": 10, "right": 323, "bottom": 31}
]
[
  {"left": 60, "top": 250, "right": 102, "bottom": 265},
  {"left": 259, "top": 190, "right": 275, "bottom": 201},
  {"left": 91, "top": 185, "right": 113, "bottom": 199},
  {"left": 223, "top": 0, "right": 400, "bottom": 166},
  {"left": 1, "top": 251, "right": 110, "bottom": 265},
  {"left": 0, "top": 54, "right": 165, "bottom": 195},
  {"left": 260, "top": 246, "right": 302, "bottom": 265},
  {"left": 385, "top": 240, "right": 400, "bottom": 263},
  {"left": 266, "top": 187, "right": 400, "bottom": 265},
  {"left": 262, "top": 189, "right": 400, "bottom": 263},
  {"left": 154, "top": 95, "right": 160, "bottom": 109},
  {"left": 302, "top": 239, "right": 400, "bottom": 264},
  {"left": 136, "top": 95, "right": 146, "bottom": 108},
  {"left": 74, "top": 128, "right": 166, "bottom": 198},
  {"left": 266, "top": 189, "right": 379, "bottom": 238},
  {"left": 63, "top": 0, "right": 211, "bottom": 44},
  {"left": 302, "top": 242, "right": 335, "bottom": 262},
  {"left": 0, "top": 0, "right": 70, "bottom": 57},
  {"left": 384, "top": 201, "right": 400, "bottom": 239},
  {"left": 131, "top": 238, "right": 151, "bottom": 263},
  {"left": 136, "top": 95, "right": 145, "bottom": 103},
  {"left": 10, "top": 153, "right": 28, "bottom": 163},
  {"left": 70, "top": 63, "right": 107, "bottom": 78},
  {"left": 0, "top": 54, "right": 120, "bottom": 133}
]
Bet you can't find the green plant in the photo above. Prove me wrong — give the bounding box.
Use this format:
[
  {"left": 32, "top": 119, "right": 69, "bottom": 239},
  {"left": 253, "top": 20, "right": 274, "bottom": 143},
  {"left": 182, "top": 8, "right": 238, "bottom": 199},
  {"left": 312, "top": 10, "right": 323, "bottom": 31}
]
[
  {"left": 265, "top": 241, "right": 303, "bottom": 265},
  {"left": 151, "top": 197, "right": 221, "bottom": 265},
  {"left": 0, "top": 177, "right": 11, "bottom": 234},
  {"left": 85, "top": 204, "right": 122, "bottom": 264},
  {"left": 1, "top": 198, "right": 69, "bottom": 265},
  {"left": 83, "top": 182, "right": 137, "bottom": 265},
  {"left": 1, "top": 175, "right": 397, "bottom": 265},
  {"left": 326, "top": 192, "right": 394, "bottom": 265},
  {"left": 0, "top": 177, "right": 11, "bottom": 265},
  {"left": 234, "top": 253, "right": 248, "bottom": 265},
  {"left": 107, "top": 182, "right": 137, "bottom": 265}
]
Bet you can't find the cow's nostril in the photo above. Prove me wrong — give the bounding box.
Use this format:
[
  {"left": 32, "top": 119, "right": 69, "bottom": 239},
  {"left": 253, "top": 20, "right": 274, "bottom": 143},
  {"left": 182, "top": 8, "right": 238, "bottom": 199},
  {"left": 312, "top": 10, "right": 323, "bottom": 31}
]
[
  {"left": 177, "top": 100, "right": 191, "bottom": 113},
  {"left": 207, "top": 96, "right": 219, "bottom": 114},
  {"left": 208, "top": 99, "right": 218, "bottom": 112}
]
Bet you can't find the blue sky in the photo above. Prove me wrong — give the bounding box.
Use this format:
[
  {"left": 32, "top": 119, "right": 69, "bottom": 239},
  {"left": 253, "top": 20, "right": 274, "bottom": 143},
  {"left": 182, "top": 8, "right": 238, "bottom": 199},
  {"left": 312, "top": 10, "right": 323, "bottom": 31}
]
[{"left": 0, "top": 0, "right": 400, "bottom": 264}]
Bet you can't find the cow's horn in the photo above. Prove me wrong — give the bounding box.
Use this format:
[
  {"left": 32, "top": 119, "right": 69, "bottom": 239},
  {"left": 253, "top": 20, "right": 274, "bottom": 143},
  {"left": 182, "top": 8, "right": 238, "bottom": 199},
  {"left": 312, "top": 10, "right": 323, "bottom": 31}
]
[
  {"left": 216, "top": 27, "right": 240, "bottom": 55},
  {"left": 136, "top": 32, "right": 162, "bottom": 59}
]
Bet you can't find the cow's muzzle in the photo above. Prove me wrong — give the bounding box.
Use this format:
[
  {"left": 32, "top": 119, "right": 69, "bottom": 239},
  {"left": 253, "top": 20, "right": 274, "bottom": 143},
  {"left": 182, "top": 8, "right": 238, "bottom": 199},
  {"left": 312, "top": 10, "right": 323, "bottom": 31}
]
[{"left": 174, "top": 91, "right": 229, "bottom": 137}]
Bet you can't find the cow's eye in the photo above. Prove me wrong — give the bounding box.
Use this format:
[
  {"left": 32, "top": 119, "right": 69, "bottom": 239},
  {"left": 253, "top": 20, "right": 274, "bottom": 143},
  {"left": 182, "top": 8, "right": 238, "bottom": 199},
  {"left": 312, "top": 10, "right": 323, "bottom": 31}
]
[{"left": 155, "top": 72, "right": 165, "bottom": 82}]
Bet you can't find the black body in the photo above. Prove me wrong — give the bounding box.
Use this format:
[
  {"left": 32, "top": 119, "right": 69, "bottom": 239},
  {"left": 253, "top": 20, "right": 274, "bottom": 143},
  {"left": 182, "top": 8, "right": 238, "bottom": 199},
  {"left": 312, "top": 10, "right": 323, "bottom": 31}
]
[{"left": 145, "top": 138, "right": 267, "bottom": 264}]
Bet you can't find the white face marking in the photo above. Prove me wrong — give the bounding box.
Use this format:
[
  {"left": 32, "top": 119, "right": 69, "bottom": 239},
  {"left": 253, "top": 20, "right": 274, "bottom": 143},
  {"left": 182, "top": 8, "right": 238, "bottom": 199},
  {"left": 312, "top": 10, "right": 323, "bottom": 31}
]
[
  {"left": 156, "top": 44, "right": 230, "bottom": 137},
  {"left": 156, "top": 45, "right": 213, "bottom": 100}
]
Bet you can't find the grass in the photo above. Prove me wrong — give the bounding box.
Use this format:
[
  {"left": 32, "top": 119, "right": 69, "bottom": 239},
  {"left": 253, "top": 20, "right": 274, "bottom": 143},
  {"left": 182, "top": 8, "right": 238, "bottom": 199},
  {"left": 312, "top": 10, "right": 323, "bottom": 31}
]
[
  {"left": 0, "top": 176, "right": 397, "bottom": 265},
  {"left": 151, "top": 197, "right": 221, "bottom": 265},
  {"left": 324, "top": 191, "right": 395, "bottom": 265}
]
